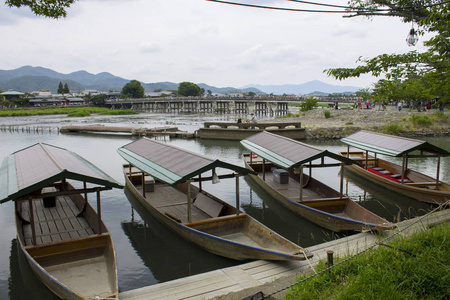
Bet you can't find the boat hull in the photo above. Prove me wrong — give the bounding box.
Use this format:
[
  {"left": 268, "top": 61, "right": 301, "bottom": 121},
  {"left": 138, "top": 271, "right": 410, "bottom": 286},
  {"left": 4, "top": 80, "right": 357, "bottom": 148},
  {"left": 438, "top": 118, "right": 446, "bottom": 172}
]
[
  {"left": 340, "top": 151, "right": 450, "bottom": 205},
  {"left": 244, "top": 155, "right": 394, "bottom": 232},
  {"left": 124, "top": 165, "right": 312, "bottom": 261},
  {"left": 15, "top": 191, "right": 118, "bottom": 300}
]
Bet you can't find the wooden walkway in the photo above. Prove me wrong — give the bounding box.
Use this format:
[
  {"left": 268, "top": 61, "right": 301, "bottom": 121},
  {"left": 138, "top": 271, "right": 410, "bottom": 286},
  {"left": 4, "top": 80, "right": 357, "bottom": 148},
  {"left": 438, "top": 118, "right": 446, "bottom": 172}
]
[{"left": 119, "top": 208, "right": 450, "bottom": 300}]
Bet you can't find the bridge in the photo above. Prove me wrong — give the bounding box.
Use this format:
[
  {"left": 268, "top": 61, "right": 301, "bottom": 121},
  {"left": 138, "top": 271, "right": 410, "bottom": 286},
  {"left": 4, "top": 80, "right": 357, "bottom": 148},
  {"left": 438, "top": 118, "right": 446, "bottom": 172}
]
[
  {"left": 104, "top": 97, "right": 292, "bottom": 115},
  {"left": 104, "top": 96, "right": 359, "bottom": 115}
]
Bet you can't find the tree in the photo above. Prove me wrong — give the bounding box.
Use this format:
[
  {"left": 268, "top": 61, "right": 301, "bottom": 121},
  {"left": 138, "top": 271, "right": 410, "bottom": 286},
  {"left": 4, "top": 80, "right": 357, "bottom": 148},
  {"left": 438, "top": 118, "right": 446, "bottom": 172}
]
[
  {"left": 63, "top": 83, "right": 70, "bottom": 94},
  {"left": 91, "top": 94, "right": 106, "bottom": 106},
  {"left": 122, "top": 80, "right": 145, "bottom": 98},
  {"left": 57, "top": 82, "right": 64, "bottom": 94},
  {"left": 177, "top": 82, "right": 201, "bottom": 97},
  {"left": 326, "top": 0, "right": 450, "bottom": 104},
  {"left": 5, "top": 0, "right": 77, "bottom": 18}
]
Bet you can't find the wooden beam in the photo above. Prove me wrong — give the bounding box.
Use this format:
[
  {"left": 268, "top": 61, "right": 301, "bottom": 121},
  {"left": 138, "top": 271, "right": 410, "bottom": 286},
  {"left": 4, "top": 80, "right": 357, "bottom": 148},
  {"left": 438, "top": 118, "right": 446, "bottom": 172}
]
[{"left": 16, "top": 187, "right": 112, "bottom": 202}]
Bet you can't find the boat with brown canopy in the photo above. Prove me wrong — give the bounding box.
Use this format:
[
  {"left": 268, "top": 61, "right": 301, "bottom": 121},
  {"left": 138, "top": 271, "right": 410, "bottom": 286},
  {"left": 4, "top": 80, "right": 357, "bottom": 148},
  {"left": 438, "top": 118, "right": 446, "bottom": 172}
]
[
  {"left": 241, "top": 131, "right": 395, "bottom": 232},
  {"left": 339, "top": 130, "right": 450, "bottom": 205},
  {"left": 0, "top": 142, "right": 122, "bottom": 300},
  {"left": 118, "top": 137, "right": 312, "bottom": 261}
]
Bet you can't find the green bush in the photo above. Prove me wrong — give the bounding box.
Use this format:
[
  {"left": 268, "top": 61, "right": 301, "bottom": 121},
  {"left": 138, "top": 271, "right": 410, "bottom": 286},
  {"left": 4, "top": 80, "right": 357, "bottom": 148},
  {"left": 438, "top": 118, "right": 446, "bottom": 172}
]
[
  {"left": 383, "top": 122, "right": 405, "bottom": 134},
  {"left": 68, "top": 110, "right": 91, "bottom": 117},
  {"left": 433, "top": 111, "right": 449, "bottom": 122},
  {"left": 98, "top": 109, "right": 138, "bottom": 116},
  {"left": 410, "top": 114, "right": 432, "bottom": 127},
  {"left": 345, "top": 122, "right": 353, "bottom": 125},
  {"left": 324, "top": 110, "right": 331, "bottom": 119},
  {"left": 300, "top": 97, "right": 318, "bottom": 112}
]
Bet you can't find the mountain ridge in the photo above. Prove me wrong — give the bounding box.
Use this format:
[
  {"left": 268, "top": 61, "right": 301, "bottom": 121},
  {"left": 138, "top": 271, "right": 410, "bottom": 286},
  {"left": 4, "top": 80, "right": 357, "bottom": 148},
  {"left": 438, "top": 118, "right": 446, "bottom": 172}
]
[{"left": 0, "top": 66, "right": 362, "bottom": 95}]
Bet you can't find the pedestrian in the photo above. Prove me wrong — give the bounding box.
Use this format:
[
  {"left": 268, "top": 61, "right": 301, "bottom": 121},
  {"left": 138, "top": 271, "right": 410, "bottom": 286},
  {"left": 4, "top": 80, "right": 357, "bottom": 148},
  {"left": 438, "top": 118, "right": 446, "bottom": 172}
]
[{"left": 398, "top": 101, "right": 402, "bottom": 111}]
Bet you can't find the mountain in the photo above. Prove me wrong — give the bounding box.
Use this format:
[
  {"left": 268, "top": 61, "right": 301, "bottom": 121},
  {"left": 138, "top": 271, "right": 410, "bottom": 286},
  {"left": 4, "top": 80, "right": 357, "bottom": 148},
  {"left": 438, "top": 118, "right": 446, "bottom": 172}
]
[
  {"left": 0, "top": 66, "right": 360, "bottom": 95},
  {"left": 241, "top": 80, "right": 361, "bottom": 95}
]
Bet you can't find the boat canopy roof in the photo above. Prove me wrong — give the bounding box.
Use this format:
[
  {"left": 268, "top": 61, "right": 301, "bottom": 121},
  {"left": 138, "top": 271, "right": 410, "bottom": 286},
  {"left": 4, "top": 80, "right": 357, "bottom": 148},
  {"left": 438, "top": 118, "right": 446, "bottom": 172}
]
[
  {"left": 341, "top": 131, "right": 450, "bottom": 157},
  {"left": 241, "top": 131, "right": 356, "bottom": 169},
  {"left": 0, "top": 143, "right": 123, "bottom": 203},
  {"left": 117, "top": 137, "right": 254, "bottom": 185}
]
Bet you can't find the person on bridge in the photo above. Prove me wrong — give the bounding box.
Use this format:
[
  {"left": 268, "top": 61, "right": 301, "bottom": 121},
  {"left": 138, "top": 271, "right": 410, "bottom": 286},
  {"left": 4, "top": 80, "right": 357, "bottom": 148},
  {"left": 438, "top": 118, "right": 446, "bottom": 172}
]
[{"left": 247, "top": 113, "right": 257, "bottom": 123}]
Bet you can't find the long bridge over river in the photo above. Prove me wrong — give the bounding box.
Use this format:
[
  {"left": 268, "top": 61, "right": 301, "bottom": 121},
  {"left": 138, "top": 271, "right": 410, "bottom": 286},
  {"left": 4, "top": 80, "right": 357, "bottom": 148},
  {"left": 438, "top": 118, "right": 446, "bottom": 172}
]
[{"left": 105, "top": 97, "right": 292, "bottom": 115}]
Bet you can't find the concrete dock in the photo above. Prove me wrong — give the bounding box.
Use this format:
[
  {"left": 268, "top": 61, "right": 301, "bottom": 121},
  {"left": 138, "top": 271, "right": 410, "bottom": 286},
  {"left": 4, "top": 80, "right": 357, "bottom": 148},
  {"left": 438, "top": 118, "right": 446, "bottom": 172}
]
[{"left": 119, "top": 208, "right": 450, "bottom": 300}]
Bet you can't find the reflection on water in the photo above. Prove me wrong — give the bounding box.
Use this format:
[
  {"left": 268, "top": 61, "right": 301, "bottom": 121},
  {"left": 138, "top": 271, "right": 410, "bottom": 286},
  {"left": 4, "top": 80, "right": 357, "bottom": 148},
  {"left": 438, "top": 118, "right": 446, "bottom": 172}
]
[{"left": 0, "top": 114, "right": 448, "bottom": 298}]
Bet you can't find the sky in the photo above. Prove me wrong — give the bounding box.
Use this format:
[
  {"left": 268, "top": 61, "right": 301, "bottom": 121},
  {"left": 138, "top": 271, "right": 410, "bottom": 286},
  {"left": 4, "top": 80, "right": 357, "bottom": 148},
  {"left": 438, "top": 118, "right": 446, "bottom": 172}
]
[{"left": 0, "top": 0, "right": 432, "bottom": 89}]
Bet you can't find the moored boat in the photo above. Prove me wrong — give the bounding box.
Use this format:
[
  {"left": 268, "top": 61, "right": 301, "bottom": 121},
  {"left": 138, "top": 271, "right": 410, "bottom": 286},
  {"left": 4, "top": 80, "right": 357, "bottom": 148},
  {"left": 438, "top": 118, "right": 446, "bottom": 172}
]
[
  {"left": 339, "top": 130, "right": 450, "bottom": 205},
  {"left": 241, "top": 131, "right": 395, "bottom": 232},
  {"left": 0, "top": 143, "right": 122, "bottom": 300},
  {"left": 118, "top": 137, "right": 313, "bottom": 261}
]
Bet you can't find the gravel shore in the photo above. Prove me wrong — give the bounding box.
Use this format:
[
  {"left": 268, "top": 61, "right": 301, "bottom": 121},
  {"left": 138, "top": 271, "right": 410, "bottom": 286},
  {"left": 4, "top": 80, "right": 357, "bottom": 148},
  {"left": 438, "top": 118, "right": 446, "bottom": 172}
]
[{"left": 261, "top": 107, "right": 450, "bottom": 139}]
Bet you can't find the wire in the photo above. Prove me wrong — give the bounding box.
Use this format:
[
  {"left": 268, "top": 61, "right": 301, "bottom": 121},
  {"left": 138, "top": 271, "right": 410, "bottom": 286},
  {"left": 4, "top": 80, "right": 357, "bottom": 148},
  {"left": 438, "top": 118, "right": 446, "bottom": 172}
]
[{"left": 206, "top": 0, "right": 450, "bottom": 14}]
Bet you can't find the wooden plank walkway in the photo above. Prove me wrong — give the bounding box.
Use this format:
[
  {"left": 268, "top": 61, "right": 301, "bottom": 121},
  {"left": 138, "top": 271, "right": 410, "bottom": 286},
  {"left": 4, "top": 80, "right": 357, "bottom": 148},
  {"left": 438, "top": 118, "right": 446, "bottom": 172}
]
[{"left": 119, "top": 208, "right": 450, "bottom": 300}]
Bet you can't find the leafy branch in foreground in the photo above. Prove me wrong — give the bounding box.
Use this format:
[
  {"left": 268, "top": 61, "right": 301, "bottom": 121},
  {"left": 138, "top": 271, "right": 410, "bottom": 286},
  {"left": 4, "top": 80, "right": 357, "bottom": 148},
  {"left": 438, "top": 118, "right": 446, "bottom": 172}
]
[{"left": 5, "top": 0, "right": 77, "bottom": 18}]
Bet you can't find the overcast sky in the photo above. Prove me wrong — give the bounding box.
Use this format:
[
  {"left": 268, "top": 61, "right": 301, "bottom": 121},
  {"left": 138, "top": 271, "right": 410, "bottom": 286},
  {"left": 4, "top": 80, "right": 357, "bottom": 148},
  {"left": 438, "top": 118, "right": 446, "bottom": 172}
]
[{"left": 0, "top": 0, "right": 431, "bottom": 89}]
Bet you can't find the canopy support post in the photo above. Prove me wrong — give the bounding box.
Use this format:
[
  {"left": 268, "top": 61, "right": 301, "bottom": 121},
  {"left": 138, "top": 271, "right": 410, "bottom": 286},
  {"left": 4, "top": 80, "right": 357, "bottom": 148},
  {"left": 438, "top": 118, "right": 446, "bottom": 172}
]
[
  {"left": 199, "top": 174, "right": 202, "bottom": 192},
  {"left": 346, "top": 145, "right": 350, "bottom": 158},
  {"left": 97, "top": 188, "right": 102, "bottom": 235},
  {"left": 187, "top": 180, "right": 192, "bottom": 223},
  {"left": 401, "top": 155, "right": 406, "bottom": 184},
  {"left": 83, "top": 182, "right": 88, "bottom": 201},
  {"left": 365, "top": 150, "right": 369, "bottom": 170},
  {"left": 340, "top": 163, "right": 345, "bottom": 199},
  {"left": 235, "top": 174, "right": 240, "bottom": 215},
  {"left": 436, "top": 156, "right": 441, "bottom": 189},
  {"left": 262, "top": 159, "right": 266, "bottom": 181},
  {"left": 141, "top": 172, "right": 146, "bottom": 197},
  {"left": 299, "top": 165, "right": 304, "bottom": 201},
  {"left": 29, "top": 197, "right": 36, "bottom": 246}
]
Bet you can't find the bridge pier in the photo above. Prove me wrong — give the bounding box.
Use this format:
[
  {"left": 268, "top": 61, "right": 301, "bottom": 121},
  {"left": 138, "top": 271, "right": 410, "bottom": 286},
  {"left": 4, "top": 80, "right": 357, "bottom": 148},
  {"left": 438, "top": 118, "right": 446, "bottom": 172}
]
[
  {"left": 216, "top": 101, "right": 230, "bottom": 114},
  {"left": 199, "top": 101, "right": 214, "bottom": 113},
  {"left": 255, "top": 102, "right": 268, "bottom": 116},
  {"left": 234, "top": 101, "right": 248, "bottom": 115},
  {"left": 276, "top": 102, "right": 289, "bottom": 115}
]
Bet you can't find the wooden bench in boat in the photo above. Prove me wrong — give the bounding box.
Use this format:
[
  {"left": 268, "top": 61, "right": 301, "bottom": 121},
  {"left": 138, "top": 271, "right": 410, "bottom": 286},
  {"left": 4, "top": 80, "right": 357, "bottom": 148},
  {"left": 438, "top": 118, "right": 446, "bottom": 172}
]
[{"left": 193, "top": 193, "right": 225, "bottom": 218}]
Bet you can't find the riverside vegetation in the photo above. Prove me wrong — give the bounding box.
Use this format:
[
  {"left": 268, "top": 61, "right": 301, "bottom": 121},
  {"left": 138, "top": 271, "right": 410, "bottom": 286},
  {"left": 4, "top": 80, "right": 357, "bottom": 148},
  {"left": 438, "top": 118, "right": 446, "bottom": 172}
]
[
  {"left": 285, "top": 222, "right": 450, "bottom": 300},
  {"left": 0, "top": 106, "right": 137, "bottom": 117}
]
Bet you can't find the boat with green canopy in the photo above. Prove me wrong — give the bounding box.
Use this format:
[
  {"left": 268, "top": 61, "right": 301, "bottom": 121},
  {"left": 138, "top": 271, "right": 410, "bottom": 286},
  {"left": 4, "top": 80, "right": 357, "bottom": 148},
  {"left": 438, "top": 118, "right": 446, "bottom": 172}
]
[
  {"left": 117, "top": 137, "right": 312, "bottom": 261},
  {"left": 0, "top": 142, "right": 122, "bottom": 300},
  {"left": 339, "top": 130, "right": 450, "bottom": 205},
  {"left": 241, "top": 131, "right": 394, "bottom": 232}
]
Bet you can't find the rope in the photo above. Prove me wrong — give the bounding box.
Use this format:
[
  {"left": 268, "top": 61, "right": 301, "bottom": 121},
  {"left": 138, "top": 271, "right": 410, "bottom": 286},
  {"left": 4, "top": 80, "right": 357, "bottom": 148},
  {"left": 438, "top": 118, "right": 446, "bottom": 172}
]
[{"left": 258, "top": 200, "right": 450, "bottom": 299}]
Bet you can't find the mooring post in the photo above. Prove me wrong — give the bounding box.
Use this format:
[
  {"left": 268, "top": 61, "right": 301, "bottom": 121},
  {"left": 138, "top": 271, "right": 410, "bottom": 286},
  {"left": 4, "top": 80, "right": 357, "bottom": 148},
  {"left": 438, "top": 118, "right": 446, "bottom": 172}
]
[{"left": 327, "top": 250, "right": 334, "bottom": 272}]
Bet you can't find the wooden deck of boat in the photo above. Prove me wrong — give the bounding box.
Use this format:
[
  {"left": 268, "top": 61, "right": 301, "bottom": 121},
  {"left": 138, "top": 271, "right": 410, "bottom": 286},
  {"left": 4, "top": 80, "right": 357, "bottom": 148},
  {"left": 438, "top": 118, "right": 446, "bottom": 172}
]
[
  {"left": 136, "top": 183, "right": 212, "bottom": 223},
  {"left": 119, "top": 209, "right": 450, "bottom": 300},
  {"left": 256, "top": 171, "right": 321, "bottom": 201},
  {"left": 20, "top": 196, "right": 94, "bottom": 246}
]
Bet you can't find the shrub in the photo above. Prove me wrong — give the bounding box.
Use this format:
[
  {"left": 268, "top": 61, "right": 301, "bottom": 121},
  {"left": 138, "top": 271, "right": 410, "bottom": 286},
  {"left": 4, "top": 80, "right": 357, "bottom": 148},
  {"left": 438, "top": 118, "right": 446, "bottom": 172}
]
[
  {"left": 410, "top": 114, "right": 432, "bottom": 127},
  {"left": 383, "top": 122, "right": 405, "bottom": 134},
  {"left": 68, "top": 110, "right": 90, "bottom": 117},
  {"left": 300, "top": 97, "right": 318, "bottom": 112},
  {"left": 433, "top": 111, "right": 449, "bottom": 122},
  {"left": 345, "top": 122, "right": 353, "bottom": 125},
  {"left": 324, "top": 110, "right": 331, "bottom": 119}
]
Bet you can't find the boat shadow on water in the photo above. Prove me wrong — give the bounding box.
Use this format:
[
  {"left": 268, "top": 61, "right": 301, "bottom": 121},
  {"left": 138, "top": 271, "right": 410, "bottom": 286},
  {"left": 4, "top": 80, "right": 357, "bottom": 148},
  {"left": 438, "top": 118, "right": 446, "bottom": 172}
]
[
  {"left": 122, "top": 188, "right": 240, "bottom": 284},
  {"left": 9, "top": 239, "right": 60, "bottom": 300}
]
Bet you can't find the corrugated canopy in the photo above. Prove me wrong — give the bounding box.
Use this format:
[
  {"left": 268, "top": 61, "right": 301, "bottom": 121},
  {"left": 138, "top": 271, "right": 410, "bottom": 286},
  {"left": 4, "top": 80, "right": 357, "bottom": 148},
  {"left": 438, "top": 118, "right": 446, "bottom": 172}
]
[
  {"left": 241, "top": 131, "right": 356, "bottom": 169},
  {"left": 0, "top": 143, "right": 123, "bottom": 203},
  {"left": 117, "top": 137, "right": 254, "bottom": 185},
  {"left": 341, "top": 131, "right": 450, "bottom": 157}
]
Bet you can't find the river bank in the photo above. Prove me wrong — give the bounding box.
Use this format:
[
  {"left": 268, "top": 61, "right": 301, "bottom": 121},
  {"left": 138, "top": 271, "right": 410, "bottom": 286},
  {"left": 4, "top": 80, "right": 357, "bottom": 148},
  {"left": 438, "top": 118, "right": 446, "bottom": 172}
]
[{"left": 265, "top": 107, "right": 450, "bottom": 140}]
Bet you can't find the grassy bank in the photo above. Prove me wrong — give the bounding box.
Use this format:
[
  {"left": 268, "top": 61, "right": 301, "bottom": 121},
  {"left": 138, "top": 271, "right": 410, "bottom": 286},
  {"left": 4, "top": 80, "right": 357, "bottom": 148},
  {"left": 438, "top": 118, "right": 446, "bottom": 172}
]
[
  {"left": 286, "top": 222, "right": 450, "bottom": 300},
  {"left": 0, "top": 106, "right": 138, "bottom": 117}
]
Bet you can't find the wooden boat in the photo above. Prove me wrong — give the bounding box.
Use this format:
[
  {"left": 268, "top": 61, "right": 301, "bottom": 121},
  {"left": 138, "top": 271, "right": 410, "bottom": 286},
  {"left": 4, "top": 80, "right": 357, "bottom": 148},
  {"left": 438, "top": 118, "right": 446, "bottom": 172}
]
[
  {"left": 118, "top": 137, "right": 313, "bottom": 261},
  {"left": 0, "top": 143, "right": 123, "bottom": 300},
  {"left": 340, "top": 131, "right": 450, "bottom": 205},
  {"left": 241, "top": 131, "right": 395, "bottom": 232}
]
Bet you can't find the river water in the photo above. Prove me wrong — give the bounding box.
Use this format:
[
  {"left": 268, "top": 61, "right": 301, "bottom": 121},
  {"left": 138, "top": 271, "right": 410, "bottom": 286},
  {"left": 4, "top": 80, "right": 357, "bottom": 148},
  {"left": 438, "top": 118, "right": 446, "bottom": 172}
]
[{"left": 0, "top": 113, "right": 448, "bottom": 299}]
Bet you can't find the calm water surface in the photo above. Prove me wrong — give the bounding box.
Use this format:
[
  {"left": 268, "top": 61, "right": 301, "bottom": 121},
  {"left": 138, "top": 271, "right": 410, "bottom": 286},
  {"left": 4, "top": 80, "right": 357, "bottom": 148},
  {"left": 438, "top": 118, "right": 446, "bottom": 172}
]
[{"left": 0, "top": 113, "right": 448, "bottom": 299}]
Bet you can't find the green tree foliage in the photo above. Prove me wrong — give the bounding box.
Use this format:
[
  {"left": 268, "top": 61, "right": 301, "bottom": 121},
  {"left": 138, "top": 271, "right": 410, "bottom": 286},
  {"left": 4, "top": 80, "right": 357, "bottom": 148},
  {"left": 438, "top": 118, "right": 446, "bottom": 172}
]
[
  {"left": 326, "top": 0, "right": 449, "bottom": 104},
  {"left": 122, "top": 80, "right": 145, "bottom": 98},
  {"left": 300, "top": 96, "right": 318, "bottom": 112},
  {"left": 91, "top": 94, "right": 106, "bottom": 106},
  {"left": 177, "top": 82, "right": 201, "bottom": 97},
  {"left": 63, "top": 83, "right": 69, "bottom": 94},
  {"left": 57, "top": 82, "right": 64, "bottom": 94},
  {"left": 5, "top": 0, "right": 77, "bottom": 18}
]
